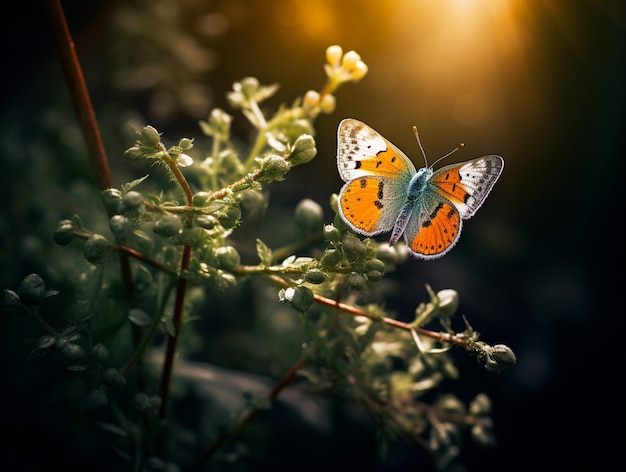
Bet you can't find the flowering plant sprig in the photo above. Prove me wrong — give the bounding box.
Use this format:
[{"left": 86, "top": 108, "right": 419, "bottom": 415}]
[
  {"left": 304, "top": 45, "right": 369, "bottom": 111},
  {"left": 3, "top": 12, "right": 515, "bottom": 470}
]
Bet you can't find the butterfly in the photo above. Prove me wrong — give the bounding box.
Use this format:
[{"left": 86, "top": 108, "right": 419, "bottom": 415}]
[{"left": 336, "top": 118, "right": 504, "bottom": 259}]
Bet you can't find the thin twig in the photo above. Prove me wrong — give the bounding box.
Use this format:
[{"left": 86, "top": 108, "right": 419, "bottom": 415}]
[
  {"left": 191, "top": 355, "right": 309, "bottom": 470},
  {"left": 156, "top": 153, "right": 195, "bottom": 450},
  {"left": 45, "top": 0, "right": 113, "bottom": 191},
  {"left": 45, "top": 0, "right": 149, "bottom": 440},
  {"left": 265, "top": 274, "right": 468, "bottom": 348}
]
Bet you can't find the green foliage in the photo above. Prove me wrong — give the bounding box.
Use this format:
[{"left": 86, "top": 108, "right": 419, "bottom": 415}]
[{"left": 3, "top": 31, "right": 515, "bottom": 472}]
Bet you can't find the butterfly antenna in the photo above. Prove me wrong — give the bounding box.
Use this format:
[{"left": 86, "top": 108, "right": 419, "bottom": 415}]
[
  {"left": 430, "top": 142, "right": 465, "bottom": 168},
  {"left": 412, "top": 126, "right": 429, "bottom": 167}
]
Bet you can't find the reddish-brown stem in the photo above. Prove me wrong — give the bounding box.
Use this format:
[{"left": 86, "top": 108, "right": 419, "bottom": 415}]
[
  {"left": 158, "top": 245, "right": 191, "bottom": 423},
  {"left": 45, "top": 0, "right": 149, "bottom": 436},
  {"left": 117, "top": 244, "right": 176, "bottom": 275},
  {"left": 191, "top": 355, "right": 309, "bottom": 470},
  {"left": 45, "top": 0, "right": 113, "bottom": 191},
  {"left": 265, "top": 275, "right": 468, "bottom": 348},
  {"left": 163, "top": 150, "right": 194, "bottom": 205},
  {"left": 157, "top": 158, "right": 194, "bottom": 448}
]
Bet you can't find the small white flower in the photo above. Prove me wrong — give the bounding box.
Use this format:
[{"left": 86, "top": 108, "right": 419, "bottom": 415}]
[{"left": 176, "top": 153, "right": 193, "bottom": 167}]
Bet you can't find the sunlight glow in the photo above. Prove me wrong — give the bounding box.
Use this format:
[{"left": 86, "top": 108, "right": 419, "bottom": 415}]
[{"left": 388, "top": 0, "right": 530, "bottom": 136}]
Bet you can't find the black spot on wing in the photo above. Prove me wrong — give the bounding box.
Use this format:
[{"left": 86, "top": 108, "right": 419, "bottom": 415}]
[{"left": 429, "top": 202, "right": 444, "bottom": 220}]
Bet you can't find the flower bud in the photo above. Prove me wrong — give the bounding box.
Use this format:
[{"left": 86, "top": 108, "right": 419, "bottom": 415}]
[
  {"left": 140, "top": 125, "right": 161, "bottom": 147},
  {"left": 364, "top": 258, "right": 385, "bottom": 273},
  {"left": 295, "top": 199, "right": 323, "bottom": 235},
  {"left": 323, "top": 224, "right": 341, "bottom": 243},
  {"left": 109, "top": 215, "right": 133, "bottom": 242},
  {"left": 61, "top": 343, "right": 86, "bottom": 365},
  {"left": 153, "top": 214, "right": 183, "bottom": 237},
  {"left": 218, "top": 205, "right": 241, "bottom": 229},
  {"left": 101, "top": 188, "right": 123, "bottom": 214},
  {"left": 196, "top": 214, "right": 218, "bottom": 229},
  {"left": 282, "top": 286, "right": 314, "bottom": 313},
  {"left": 178, "top": 137, "right": 193, "bottom": 151},
  {"left": 17, "top": 273, "right": 47, "bottom": 305},
  {"left": 240, "top": 76, "right": 260, "bottom": 98},
  {"left": 257, "top": 154, "right": 290, "bottom": 181},
  {"left": 101, "top": 367, "right": 126, "bottom": 393},
  {"left": 53, "top": 219, "right": 76, "bottom": 245},
  {"left": 319, "top": 94, "right": 336, "bottom": 114},
  {"left": 435, "top": 289, "right": 459, "bottom": 318},
  {"left": 203, "top": 108, "right": 233, "bottom": 138},
  {"left": 331, "top": 212, "right": 348, "bottom": 233},
  {"left": 121, "top": 191, "right": 143, "bottom": 211},
  {"left": 326, "top": 45, "right": 343, "bottom": 68},
  {"left": 480, "top": 344, "right": 516, "bottom": 374},
  {"left": 341, "top": 233, "right": 366, "bottom": 261},
  {"left": 288, "top": 135, "right": 317, "bottom": 166},
  {"left": 192, "top": 191, "right": 212, "bottom": 207},
  {"left": 215, "top": 246, "right": 241, "bottom": 271},
  {"left": 303, "top": 90, "right": 320, "bottom": 108},
  {"left": 490, "top": 344, "right": 517, "bottom": 370},
  {"left": 319, "top": 248, "right": 342, "bottom": 268},
  {"left": 304, "top": 268, "right": 327, "bottom": 284},
  {"left": 344, "top": 272, "right": 367, "bottom": 292},
  {"left": 84, "top": 234, "right": 110, "bottom": 264}
]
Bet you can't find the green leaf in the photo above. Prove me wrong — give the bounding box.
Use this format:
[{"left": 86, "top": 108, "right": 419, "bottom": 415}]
[
  {"left": 123, "top": 175, "right": 149, "bottom": 192},
  {"left": 256, "top": 238, "right": 272, "bottom": 266},
  {"left": 128, "top": 308, "right": 151, "bottom": 326}
]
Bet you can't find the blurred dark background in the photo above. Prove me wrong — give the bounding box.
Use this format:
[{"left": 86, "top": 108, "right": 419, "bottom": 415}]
[{"left": 1, "top": 0, "right": 624, "bottom": 470}]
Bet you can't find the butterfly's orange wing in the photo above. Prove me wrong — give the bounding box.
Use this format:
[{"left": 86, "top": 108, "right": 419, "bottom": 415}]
[{"left": 337, "top": 119, "right": 415, "bottom": 235}]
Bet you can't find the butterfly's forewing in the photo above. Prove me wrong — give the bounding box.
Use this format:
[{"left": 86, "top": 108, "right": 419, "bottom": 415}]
[
  {"left": 403, "top": 193, "right": 463, "bottom": 259},
  {"left": 337, "top": 119, "right": 417, "bottom": 182},
  {"left": 429, "top": 155, "right": 504, "bottom": 219},
  {"left": 337, "top": 119, "right": 415, "bottom": 235}
]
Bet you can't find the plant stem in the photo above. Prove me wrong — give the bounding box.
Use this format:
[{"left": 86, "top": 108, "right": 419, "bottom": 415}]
[
  {"left": 191, "top": 355, "right": 309, "bottom": 470},
  {"left": 158, "top": 245, "right": 191, "bottom": 412},
  {"left": 265, "top": 275, "right": 469, "bottom": 348},
  {"left": 46, "top": 0, "right": 150, "bottom": 446},
  {"left": 45, "top": 0, "right": 113, "bottom": 192},
  {"left": 156, "top": 153, "right": 194, "bottom": 452},
  {"left": 162, "top": 149, "right": 194, "bottom": 205}
]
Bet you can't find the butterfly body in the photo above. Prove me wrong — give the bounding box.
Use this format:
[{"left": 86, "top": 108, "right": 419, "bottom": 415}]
[{"left": 336, "top": 119, "right": 503, "bottom": 260}]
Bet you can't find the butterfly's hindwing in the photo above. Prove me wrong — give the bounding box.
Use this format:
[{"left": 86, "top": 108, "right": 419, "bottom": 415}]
[
  {"left": 404, "top": 193, "right": 462, "bottom": 259},
  {"left": 338, "top": 175, "right": 406, "bottom": 235},
  {"left": 430, "top": 155, "right": 503, "bottom": 219},
  {"left": 337, "top": 119, "right": 416, "bottom": 182}
]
